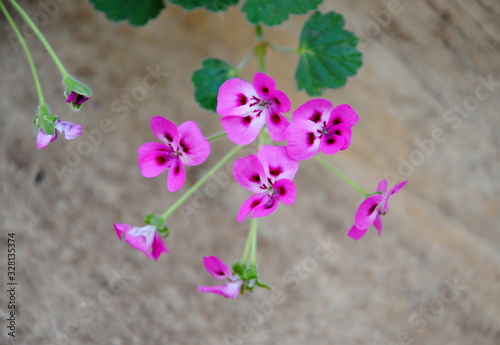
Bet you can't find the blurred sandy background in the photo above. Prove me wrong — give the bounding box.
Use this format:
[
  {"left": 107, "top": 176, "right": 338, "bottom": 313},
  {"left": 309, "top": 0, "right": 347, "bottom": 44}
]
[{"left": 0, "top": 0, "right": 499, "bottom": 344}]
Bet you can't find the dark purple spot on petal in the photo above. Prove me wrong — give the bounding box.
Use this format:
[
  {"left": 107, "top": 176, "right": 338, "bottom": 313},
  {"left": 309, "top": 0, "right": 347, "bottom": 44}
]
[
  {"left": 368, "top": 204, "right": 377, "bottom": 215},
  {"left": 262, "top": 87, "right": 269, "bottom": 94},
  {"left": 333, "top": 118, "right": 342, "bottom": 125},
  {"left": 310, "top": 111, "right": 322, "bottom": 123},
  {"left": 251, "top": 174, "right": 261, "bottom": 183},
  {"left": 334, "top": 130, "right": 341, "bottom": 136},
  {"left": 277, "top": 186, "right": 285, "bottom": 195},
  {"left": 165, "top": 133, "right": 173, "bottom": 142},
  {"left": 156, "top": 156, "right": 167, "bottom": 165},
  {"left": 215, "top": 270, "right": 224, "bottom": 276},
  {"left": 174, "top": 164, "right": 181, "bottom": 175},
  {"left": 307, "top": 132, "right": 316, "bottom": 146},
  {"left": 269, "top": 166, "right": 282, "bottom": 176},
  {"left": 237, "top": 93, "right": 248, "bottom": 106},
  {"left": 179, "top": 140, "right": 189, "bottom": 154},
  {"left": 270, "top": 113, "right": 281, "bottom": 124},
  {"left": 242, "top": 116, "right": 252, "bottom": 125},
  {"left": 273, "top": 97, "right": 281, "bottom": 106},
  {"left": 326, "top": 138, "right": 336, "bottom": 145},
  {"left": 251, "top": 200, "right": 261, "bottom": 208}
]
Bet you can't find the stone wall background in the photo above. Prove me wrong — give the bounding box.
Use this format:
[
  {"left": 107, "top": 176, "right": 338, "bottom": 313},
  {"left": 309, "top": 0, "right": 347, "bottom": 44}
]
[{"left": 0, "top": 1, "right": 499, "bottom": 344}]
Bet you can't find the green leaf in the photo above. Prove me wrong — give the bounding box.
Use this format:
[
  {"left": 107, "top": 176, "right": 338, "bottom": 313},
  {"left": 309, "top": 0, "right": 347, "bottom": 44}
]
[
  {"left": 192, "top": 58, "right": 238, "bottom": 111},
  {"left": 89, "top": 0, "right": 165, "bottom": 26},
  {"left": 242, "top": 0, "right": 323, "bottom": 26},
  {"left": 169, "top": 0, "right": 238, "bottom": 12},
  {"left": 296, "top": 11, "right": 363, "bottom": 96}
]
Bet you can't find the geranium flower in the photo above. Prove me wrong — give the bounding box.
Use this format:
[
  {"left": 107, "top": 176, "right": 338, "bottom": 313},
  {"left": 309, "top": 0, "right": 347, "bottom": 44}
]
[
  {"left": 63, "top": 76, "right": 92, "bottom": 111},
  {"left": 36, "top": 119, "right": 82, "bottom": 149},
  {"left": 198, "top": 256, "right": 243, "bottom": 299},
  {"left": 233, "top": 145, "right": 299, "bottom": 222},
  {"left": 114, "top": 223, "right": 169, "bottom": 261},
  {"left": 348, "top": 179, "right": 408, "bottom": 240},
  {"left": 217, "top": 72, "right": 291, "bottom": 145},
  {"left": 286, "top": 99, "right": 359, "bottom": 161},
  {"left": 138, "top": 116, "right": 210, "bottom": 192}
]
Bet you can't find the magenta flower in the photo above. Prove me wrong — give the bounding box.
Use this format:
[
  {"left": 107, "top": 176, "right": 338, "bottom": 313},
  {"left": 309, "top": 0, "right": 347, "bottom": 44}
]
[
  {"left": 198, "top": 256, "right": 243, "bottom": 299},
  {"left": 233, "top": 145, "right": 299, "bottom": 222},
  {"left": 286, "top": 99, "right": 359, "bottom": 161},
  {"left": 66, "top": 91, "right": 89, "bottom": 109},
  {"left": 217, "top": 72, "right": 291, "bottom": 145},
  {"left": 138, "top": 116, "right": 210, "bottom": 192},
  {"left": 36, "top": 119, "right": 82, "bottom": 149},
  {"left": 114, "top": 223, "right": 169, "bottom": 261},
  {"left": 348, "top": 180, "right": 408, "bottom": 240}
]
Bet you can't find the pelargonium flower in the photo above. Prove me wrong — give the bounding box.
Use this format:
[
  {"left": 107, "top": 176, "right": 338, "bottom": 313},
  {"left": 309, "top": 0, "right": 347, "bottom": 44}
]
[
  {"left": 198, "top": 256, "right": 243, "bottom": 299},
  {"left": 36, "top": 119, "right": 82, "bottom": 149},
  {"left": 114, "top": 223, "right": 169, "bottom": 261},
  {"left": 217, "top": 72, "right": 291, "bottom": 145},
  {"left": 233, "top": 145, "right": 299, "bottom": 222},
  {"left": 348, "top": 179, "right": 408, "bottom": 240},
  {"left": 63, "top": 76, "right": 92, "bottom": 111},
  {"left": 286, "top": 99, "right": 359, "bottom": 161},
  {"left": 138, "top": 116, "right": 210, "bottom": 192}
]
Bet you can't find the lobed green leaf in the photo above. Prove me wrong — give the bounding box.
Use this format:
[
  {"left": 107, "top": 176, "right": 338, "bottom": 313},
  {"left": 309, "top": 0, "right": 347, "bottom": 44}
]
[
  {"left": 89, "top": 0, "right": 165, "bottom": 26},
  {"left": 242, "top": 0, "right": 323, "bottom": 26},
  {"left": 169, "top": 0, "right": 239, "bottom": 12}
]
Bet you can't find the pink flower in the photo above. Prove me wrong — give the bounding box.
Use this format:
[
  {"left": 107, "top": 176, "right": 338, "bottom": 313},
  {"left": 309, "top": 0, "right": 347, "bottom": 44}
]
[
  {"left": 66, "top": 91, "right": 89, "bottom": 110},
  {"left": 36, "top": 119, "right": 83, "bottom": 149},
  {"left": 138, "top": 116, "right": 210, "bottom": 192},
  {"left": 198, "top": 256, "right": 243, "bottom": 299},
  {"left": 217, "top": 72, "right": 291, "bottom": 145},
  {"left": 348, "top": 180, "right": 408, "bottom": 240},
  {"left": 114, "top": 223, "right": 169, "bottom": 261},
  {"left": 286, "top": 99, "right": 359, "bottom": 161},
  {"left": 233, "top": 145, "right": 299, "bottom": 222}
]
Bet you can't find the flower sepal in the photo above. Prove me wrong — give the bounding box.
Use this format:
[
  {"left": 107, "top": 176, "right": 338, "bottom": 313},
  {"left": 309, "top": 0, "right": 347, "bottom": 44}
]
[
  {"left": 144, "top": 213, "right": 169, "bottom": 236},
  {"left": 34, "top": 105, "right": 57, "bottom": 135}
]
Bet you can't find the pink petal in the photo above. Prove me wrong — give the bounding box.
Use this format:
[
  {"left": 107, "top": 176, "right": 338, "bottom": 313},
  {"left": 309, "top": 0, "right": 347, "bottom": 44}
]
[
  {"left": 55, "top": 121, "right": 82, "bottom": 140},
  {"left": 177, "top": 121, "right": 211, "bottom": 166},
  {"left": 292, "top": 99, "right": 333, "bottom": 123},
  {"left": 327, "top": 104, "right": 359, "bottom": 128},
  {"left": 167, "top": 158, "right": 185, "bottom": 192},
  {"left": 373, "top": 213, "right": 383, "bottom": 236},
  {"left": 328, "top": 124, "right": 353, "bottom": 150},
  {"left": 138, "top": 143, "right": 173, "bottom": 178},
  {"left": 383, "top": 180, "right": 408, "bottom": 213},
  {"left": 251, "top": 195, "right": 279, "bottom": 218},
  {"left": 237, "top": 193, "right": 267, "bottom": 222},
  {"left": 114, "top": 223, "right": 133, "bottom": 240},
  {"left": 285, "top": 120, "right": 322, "bottom": 161},
  {"left": 253, "top": 72, "right": 276, "bottom": 100},
  {"left": 273, "top": 179, "right": 296, "bottom": 205},
  {"left": 198, "top": 280, "right": 243, "bottom": 299},
  {"left": 151, "top": 232, "right": 169, "bottom": 261},
  {"left": 36, "top": 130, "right": 57, "bottom": 149},
  {"left": 257, "top": 145, "right": 299, "bottom": 182},
  {"left": 348, "top": 225, "right": 368, "bottom": 241},
  {"left": 202, "top": 256, "right": 234, "bottom": 280},
  {"left": 269, "top": 89, "right": 291, "bottom": 113},
  {"left": 233, "top": 154, "right": 267, "bottom": 193},
  {"left": 150, "top": 116, "right": 179, "bottom": 146},
  {"left": 124, "top": 227, "right": 155, "bottom": 260},
  {"left": 221, "top": 114, "right": 266, "bottom": 145},
  {"left": 266, "top": 110, "right": 290, "bottom": 142},
  {"left": 320, "top": 132, "right": 345, "bottom": 155},
  {"left": 217, "top": 78, "right": 259, "bottom": 116},
  {"left": 377, "top": 180, "right": 388, "bottom": 194},
  {"left": 354, "top": 194, "right": 383, "bottom": 229}
]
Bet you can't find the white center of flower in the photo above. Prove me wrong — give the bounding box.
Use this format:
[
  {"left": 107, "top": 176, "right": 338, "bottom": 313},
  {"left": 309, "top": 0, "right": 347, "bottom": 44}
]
[{"left": 129, "top": 225, "right": 156, "bottom": 246}]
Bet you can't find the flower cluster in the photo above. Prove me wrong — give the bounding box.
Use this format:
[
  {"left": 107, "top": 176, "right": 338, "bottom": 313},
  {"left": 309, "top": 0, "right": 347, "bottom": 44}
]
[{"left": 114, "top": 72, "right": 408, "bottom": 300}]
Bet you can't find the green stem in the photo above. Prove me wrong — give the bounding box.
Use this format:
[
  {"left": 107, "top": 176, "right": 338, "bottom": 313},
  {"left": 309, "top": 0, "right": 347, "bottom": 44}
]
[
  {"left": 9, "top": 0, "right": 68, "bottom": 78},
  {"left": 160, "top": 145, "right": 243, "bottom": 222},
  {"left": 206, "top": 132, "right": 227, "bottom": 142},
  {"left": 249, "top": 218, "right": 258, "bottom": 266},
  {"left": 270, "top": 43, "right": 298, "bottom": 54},
  {"left": 314, "top": 156, "right": 370, "bottom": 198},
  {"left": 254, "top": 25, "right": 266, "bottom": 73},
  {"left": 236, "top": 47, "right": 254, "bottom": 72},
  {"left": 0, "top": 0, "right": 45, "bottom": 106},
  {"left": 241, "top": 222, "right": 253, "bottom": 264}
]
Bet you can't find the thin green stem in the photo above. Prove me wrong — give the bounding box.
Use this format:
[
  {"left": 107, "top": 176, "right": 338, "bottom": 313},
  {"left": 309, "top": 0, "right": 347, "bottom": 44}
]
[
  {"left": 249, "top": 218, "right": 258, "bottom": 266},
  {"left": 254, "top": 24, "right": 267, "bottom": 73},
  {"left": 270, "top": 43, "right": 298, "bottom": 54},
  {"left": 314, "top": 156, "right": 370, "bottom": 198},
  {"left": 160, "top": 145, "right": 243, "bottom": 222},
  {"left": 241, "top": 222, "right": 253, "bottom": 264},
  {"left": 9, "top": 0, "right": 68, "bottom": 78},
  {"left": 236, "top": 47, "right": 254, "bottom": 72},
  {"left": 206, "top": 132, "right": 227, "bottom": 142},
  {"left": 0, "top": 0, "right": 45, "bottom": 106}
]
